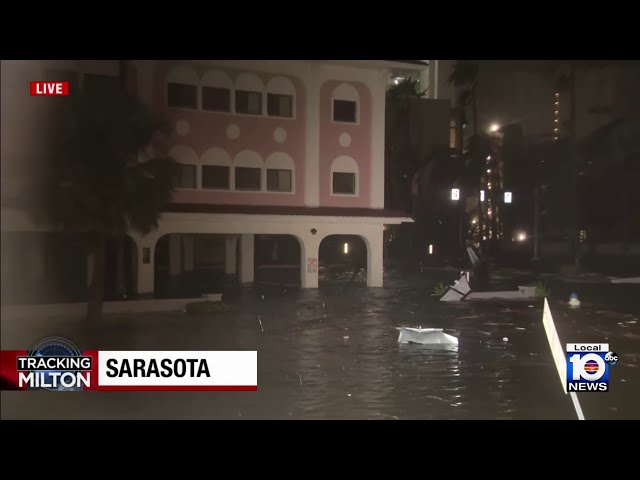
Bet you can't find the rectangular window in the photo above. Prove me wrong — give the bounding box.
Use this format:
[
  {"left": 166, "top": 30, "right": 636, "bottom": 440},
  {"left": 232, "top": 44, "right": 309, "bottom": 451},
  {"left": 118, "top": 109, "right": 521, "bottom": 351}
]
[
  {"left": 235, "top": 167, "right": 261, "bottom": 190},
  {"left": 267, "top": 93, "right": 293, "bottom": 118},
  {"left": 174, "top": 164, "right": 197, "bottom": 189},
  {"left": 267, "top": 169, "right": 292, "bottom": 192},
  {"left": 332, "top": 172, "right": 356, "bottom": 195},
  {"left": 235, "top": 90, "right": 262, "bottom": 115},
  {"left": 450, "top": 119, "right": 457, "bottom": 149},
  {"left": 202, "top": 165, "right": 230, "bottom": 190},
  {"left": 333, "top": 99, "right": 357, "bottom": 123},
  {"left": 202, "top": 86, "right": 230, "bottom": 112},
  {"left": 167, "top": 82, "right": 197, "bottom": 109},
  {"left": 84, "top": 74, "right": 120, "bottom": 95}
]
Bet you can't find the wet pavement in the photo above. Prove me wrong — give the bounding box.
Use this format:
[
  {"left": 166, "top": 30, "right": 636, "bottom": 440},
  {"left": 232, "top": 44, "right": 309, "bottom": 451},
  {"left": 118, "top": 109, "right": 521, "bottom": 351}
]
[{"left": 1, "top": 268, "right": 639, "bottom": 419}]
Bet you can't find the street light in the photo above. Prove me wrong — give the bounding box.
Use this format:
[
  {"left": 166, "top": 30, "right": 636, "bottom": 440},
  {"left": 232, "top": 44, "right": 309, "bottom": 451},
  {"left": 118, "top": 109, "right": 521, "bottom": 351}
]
[
  {"left": 451, "top": 188, "right": 460, "bottom": 201},
  {"left": 489, "top": 123, "right": 500, "bottom": 133}
]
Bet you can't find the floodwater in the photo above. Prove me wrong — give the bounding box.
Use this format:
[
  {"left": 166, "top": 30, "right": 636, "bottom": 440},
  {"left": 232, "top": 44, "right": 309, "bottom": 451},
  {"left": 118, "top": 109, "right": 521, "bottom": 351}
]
[{"left": 2, "top": 268, "right": 639, "bottom": 420}]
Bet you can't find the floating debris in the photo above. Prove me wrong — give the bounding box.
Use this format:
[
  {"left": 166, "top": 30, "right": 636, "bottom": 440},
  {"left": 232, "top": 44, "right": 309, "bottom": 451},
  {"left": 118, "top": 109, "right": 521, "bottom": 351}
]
[
  {"left": 298, "top": 373, "right": 303, "bottom": 385},
  {"left": 515, "top": 327, "right": 526, "bottom": 331},
  {"left": 503, "top": 337, "right": 509, "bottom": 342},
  {"left": 343, "top": 335, "right": 350, "bottom": 341},
  {"left": 258, "top": 316, "right": 264, "bottom": 333},
  {"left": 397, "top": 327, "right": 458, "bottom": 345},
  {"left": 569, "top": 293, "right": 581, "bottom": 308},
  {"left": 347, "top": 393, "right": 352, "bottom": 397},
  {"left": 261, "top": 294, "right": 265, "bottom": 300}
]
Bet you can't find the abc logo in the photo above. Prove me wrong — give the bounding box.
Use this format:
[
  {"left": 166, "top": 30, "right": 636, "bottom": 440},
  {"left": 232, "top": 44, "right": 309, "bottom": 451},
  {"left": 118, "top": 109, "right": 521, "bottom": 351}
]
[
  {"left": 570, "top": 353, "right": 606, "bottom": 381},
  {"left": 605, "top": 351, "right": 618, "bottom": 366}
]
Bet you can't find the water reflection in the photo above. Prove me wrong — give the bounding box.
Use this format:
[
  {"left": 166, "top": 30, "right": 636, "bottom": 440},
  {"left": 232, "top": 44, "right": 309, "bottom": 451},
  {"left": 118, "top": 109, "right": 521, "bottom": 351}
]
[{"left": 1, "top": 270, "right": 639, "bottom": 420}]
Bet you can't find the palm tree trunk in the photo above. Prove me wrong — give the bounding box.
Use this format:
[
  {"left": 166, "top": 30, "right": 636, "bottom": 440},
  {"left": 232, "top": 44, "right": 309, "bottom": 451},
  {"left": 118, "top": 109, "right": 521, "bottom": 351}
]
[{"left": 86, "top": 231, "right": 106, "bottom": 322}]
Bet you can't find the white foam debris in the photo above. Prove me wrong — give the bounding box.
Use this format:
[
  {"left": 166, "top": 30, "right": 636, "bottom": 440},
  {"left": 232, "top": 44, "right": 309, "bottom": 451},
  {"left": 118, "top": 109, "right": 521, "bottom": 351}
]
[{"left": 503, "top": 337, "right": 509, "bottom": 342}]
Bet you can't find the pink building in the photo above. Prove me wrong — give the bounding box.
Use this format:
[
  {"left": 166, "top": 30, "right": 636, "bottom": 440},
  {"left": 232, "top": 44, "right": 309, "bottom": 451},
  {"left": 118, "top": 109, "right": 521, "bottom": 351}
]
[{"left": 2, "top": 60, "right": 420, "bottom": 298}]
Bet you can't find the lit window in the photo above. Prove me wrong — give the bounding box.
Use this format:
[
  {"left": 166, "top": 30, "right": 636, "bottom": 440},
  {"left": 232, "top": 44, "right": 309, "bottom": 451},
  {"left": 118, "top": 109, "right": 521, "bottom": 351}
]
[{"left": 449, "top": 119, "right": 457, "bottom": 149}]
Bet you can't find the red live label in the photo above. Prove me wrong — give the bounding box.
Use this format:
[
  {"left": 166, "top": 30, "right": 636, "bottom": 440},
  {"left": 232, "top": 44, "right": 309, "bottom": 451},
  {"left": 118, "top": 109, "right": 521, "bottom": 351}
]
[{"left": 30, "top": 81, "right": 69, "bottom": 96}]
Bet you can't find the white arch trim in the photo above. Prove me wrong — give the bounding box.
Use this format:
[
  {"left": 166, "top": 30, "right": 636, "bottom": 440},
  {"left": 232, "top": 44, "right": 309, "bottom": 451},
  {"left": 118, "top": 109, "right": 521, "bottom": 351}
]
[
  {"left": 234, "top": 149, "right": 263, "bottom": 168},
  {"left": 201, "top": 147, "right": 231, "bottom": 166},
  {"left": 169, "top": 145, "right": 199, "bottom": 164},
  {"left": 266, "top": 76, "right": 295, "bottom": 96},
  {"left": 265, "top": 152, "right": 294, "bottom": 171},
  {"left": 332, "top": 82, "right": 360, "bottom": 102},
  {"left": 331, "top": 155, "right": 358, "bottom": 173},
  {"left": 167, "top": 65, "right": 199, "bottom": 85},
  {"left": 235, "top": 73, "right": 264, "bottom": 93},
  {"left": 202, "top": 70, "right": 233, "bottom": 90}
]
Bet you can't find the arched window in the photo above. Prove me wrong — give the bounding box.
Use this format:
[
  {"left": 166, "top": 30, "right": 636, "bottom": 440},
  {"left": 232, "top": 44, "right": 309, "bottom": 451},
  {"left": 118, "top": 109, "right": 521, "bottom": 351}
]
[
  {"left": 169, "top": 145, "right": 199, "bottom": 189},
  {"left": 331, "top": 83, "right": 359, "bottom": 124},
  {"left": 266, "top": 76, "right": 295, "bottom": 119},
  {"left": 234, "top": 150, "right": 263, "bottom": 191},
  {"left": 330, "top": 155, "right": 358, "bottom": 196},
  {"left": 234, "top": 73, "right": 264, "bottom": 116},
  {"left": 201, "top": 147, "right": 231, "bottom": 190},
  {"left": 201, "top": 70, "right": 233, "bottom": 113},
  {"left": 265, "top": 152, "right": 294, "bottom": 193},
  {"left": 166, "top": 66, "right": 199, "bottom": 109}
]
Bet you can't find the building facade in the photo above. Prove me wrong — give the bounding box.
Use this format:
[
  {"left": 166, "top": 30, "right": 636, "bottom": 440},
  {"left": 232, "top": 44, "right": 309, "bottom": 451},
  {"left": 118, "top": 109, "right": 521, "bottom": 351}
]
[{"left": 1, "top": 60, "right": 418, "bottom": 301}]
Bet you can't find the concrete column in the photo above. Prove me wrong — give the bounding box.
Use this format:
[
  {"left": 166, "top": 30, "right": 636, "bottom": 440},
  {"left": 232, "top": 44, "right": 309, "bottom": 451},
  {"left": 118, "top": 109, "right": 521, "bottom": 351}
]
[
  {"left": 304, "top": 64, "right": 320, "bottom": 206},
  {"left": 239, "top": 234, "right": 254, "bottom": 285},
  {"left": 169, "top": 234, "right": 182, "bottom": 276},
  {"left": 370, "top": 70, "right": 387, "bottom": 209},
  {"left": 183, "top": 235, "right": 194, "bottom": 272},
  {"left": 225, "top": 235, "right": 238, "bottom": 275},
  {"left": 300, "top": 234, "right": 320, "bottom": 288},
  {"left": 364, "top": 226, "right": 384, "bottom": 287},
  {"left": 136, "top": 242, "right": 155, "bottom": 296}
]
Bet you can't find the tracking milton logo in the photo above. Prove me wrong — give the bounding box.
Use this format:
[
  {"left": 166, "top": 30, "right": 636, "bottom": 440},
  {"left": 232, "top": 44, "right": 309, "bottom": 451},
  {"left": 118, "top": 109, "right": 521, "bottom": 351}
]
[
  {"left": 1, "top": 337, "right": 257, "bottom": 391},
  {"left": 566, "top": 343, "right": 618, "bottom": 392},
  {"left": 15, "top": 337, "right": 92, "bottom": 391}
]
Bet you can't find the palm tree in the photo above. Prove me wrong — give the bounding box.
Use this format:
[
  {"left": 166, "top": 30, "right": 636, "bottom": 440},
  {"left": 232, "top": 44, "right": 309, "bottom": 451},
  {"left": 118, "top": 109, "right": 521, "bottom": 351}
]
[
  {"left": 29, "top": 71, "right": 178, "bottom": 321},
  {"left": 449, "top": 60, "right": 479, "bottom": 136}
]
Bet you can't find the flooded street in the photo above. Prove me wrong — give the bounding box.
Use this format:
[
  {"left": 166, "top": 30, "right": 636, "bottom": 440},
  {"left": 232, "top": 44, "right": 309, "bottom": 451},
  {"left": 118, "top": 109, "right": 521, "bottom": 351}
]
[{"left": 2, "top": 269, "right": 639, "bottom": 420}]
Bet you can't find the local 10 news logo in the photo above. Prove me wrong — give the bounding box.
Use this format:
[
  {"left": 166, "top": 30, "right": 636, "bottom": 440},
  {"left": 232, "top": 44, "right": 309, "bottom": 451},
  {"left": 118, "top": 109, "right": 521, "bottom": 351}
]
[{"left": 566, "top": 343, "right": 618, "bottom": 392}]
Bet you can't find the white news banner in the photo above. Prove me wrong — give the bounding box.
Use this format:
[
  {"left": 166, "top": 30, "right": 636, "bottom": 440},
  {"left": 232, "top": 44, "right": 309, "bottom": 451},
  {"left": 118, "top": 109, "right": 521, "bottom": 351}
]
[{"left": 97, "top": 351, "right": 257, "bottom": 389}]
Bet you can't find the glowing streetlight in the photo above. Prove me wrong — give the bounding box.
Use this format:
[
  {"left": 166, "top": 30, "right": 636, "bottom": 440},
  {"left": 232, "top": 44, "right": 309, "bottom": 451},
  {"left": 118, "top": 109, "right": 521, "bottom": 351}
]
[
  {"left": 451, "top": 188, "right": 460, "bottom": 201},
  {"left": 516, "top": 231, "right": 527, "bottom": 242},
  {"left": 428, "top": 244, "right": 434, "bottom": 255},
  {"left": 489, "top": 123, "right": 500, "bottom": 133},
  {"left": 480, "top": 190, "right": 485, "bottom": 202},
  {"left": 344, "top": 242, "right": 349, "bottom": 254}
]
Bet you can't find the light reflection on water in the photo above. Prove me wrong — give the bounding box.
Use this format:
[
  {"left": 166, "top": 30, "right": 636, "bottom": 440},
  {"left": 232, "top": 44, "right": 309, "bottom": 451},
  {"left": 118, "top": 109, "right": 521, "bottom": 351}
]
[{"left": 1, "top": 270, "right": 639, "bottom": 419}]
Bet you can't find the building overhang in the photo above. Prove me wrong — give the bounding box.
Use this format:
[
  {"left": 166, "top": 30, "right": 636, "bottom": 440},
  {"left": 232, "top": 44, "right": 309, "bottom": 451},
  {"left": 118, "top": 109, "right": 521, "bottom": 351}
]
[{"left": 162, "top": 204, "right": 414, "bottom": 225}]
